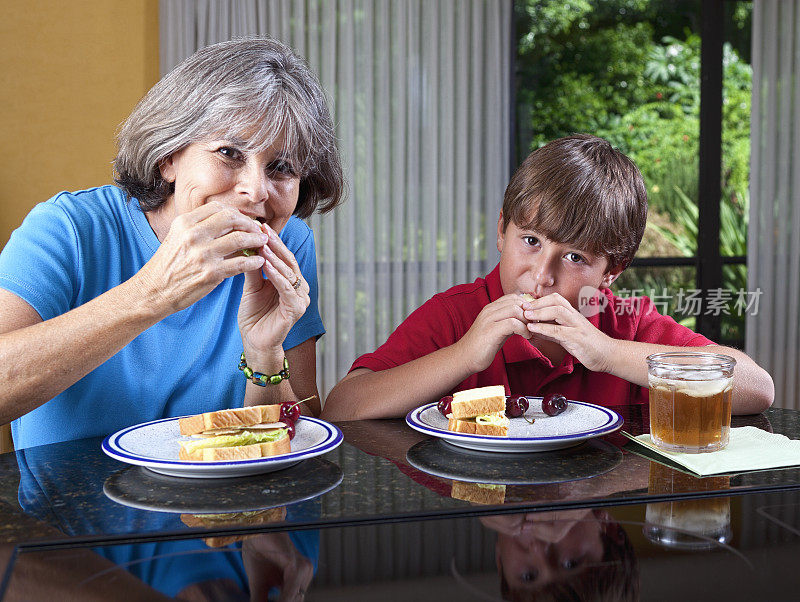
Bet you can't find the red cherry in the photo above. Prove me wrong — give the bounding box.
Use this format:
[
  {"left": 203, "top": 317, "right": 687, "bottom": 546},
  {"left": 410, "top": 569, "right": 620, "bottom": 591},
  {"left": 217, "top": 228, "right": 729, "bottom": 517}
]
[
  {"left": 286, "top": 422, "right": 296, "bottom": 440},
  {"left": 278, "top": 395, "right": 317, "bottom": 424},
  {"left": 542, "top": 393, "right": 568, "bottom": 417},
  {"left": 438, "top": 395, "right": 454, "bottom": 416},
  {"left": 505, "top": 396, "right": 529, "bottom": 418},
  {"left": 280, "top": 401, "right": 301, "bottom": 424}
]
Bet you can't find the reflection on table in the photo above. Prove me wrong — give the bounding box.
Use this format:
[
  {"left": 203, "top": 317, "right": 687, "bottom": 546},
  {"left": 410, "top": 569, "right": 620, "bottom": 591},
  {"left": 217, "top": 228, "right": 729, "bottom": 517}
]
[
  {"left": 8, "top": 491, "right": 800, "bottom": 600},
  {"left": 644, "top": 462, "right": 732, "bottom": 549},
  {"left": 481, "top": 509, "right": 638, "bottom": 601},
  {"left": 5, "top": 529, "right": 318, "bottom": 601}
]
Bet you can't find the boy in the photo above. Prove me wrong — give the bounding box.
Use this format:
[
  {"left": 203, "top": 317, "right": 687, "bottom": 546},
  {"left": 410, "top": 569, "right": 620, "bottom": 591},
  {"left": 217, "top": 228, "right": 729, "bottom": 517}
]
[{"left": 322, "top": 135, "right": 773, "bottom": 420}]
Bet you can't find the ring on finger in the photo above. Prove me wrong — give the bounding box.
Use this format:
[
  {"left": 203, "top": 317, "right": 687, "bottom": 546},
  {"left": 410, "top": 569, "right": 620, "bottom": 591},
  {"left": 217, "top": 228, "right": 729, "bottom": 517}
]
[{"left": 291, "top": 273, "right": 302, "bottom": 290}]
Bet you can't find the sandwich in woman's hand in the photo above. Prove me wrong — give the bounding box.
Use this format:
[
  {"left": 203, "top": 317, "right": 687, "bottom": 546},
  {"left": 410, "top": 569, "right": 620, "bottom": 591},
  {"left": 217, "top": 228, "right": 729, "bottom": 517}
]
[
  {"left": 446, "top": 385, "right": 509, "bottom": 436},
  {"left": 178, "top": 405, "right": 290, "bottom": 461}
]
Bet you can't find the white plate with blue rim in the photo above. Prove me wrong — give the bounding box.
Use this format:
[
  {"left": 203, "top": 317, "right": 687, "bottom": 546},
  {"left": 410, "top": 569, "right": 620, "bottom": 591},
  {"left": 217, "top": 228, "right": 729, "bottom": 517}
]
[
  {"left": 406, "top": 397, "right": 623, "bottom": 453},
  {"left": 102, "top": 415, "right": 343, "bottom": 478}
]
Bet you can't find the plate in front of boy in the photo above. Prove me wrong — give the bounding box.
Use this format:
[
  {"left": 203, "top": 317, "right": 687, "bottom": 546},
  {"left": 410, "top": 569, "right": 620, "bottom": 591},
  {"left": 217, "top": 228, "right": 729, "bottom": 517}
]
[{"left": 406, "top": 397, "right": 623, "bottom": 453}]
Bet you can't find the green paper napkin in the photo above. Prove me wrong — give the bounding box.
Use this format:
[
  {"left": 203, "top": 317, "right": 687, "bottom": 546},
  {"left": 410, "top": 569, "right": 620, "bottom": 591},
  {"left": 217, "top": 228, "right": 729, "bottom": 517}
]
[{"left": 622, "top": 427, "right": 800, "bottom": 476}]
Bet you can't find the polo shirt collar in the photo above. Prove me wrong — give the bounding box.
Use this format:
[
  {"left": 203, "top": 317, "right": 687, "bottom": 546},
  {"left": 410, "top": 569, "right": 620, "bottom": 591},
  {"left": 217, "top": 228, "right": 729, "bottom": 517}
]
[{"left": 485, "top": 264, "right": 506, "bottom": 303}]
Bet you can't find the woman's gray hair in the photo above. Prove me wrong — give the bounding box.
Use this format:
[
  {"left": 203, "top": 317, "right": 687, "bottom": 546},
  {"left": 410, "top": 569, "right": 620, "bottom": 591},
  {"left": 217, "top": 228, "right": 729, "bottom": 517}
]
[{"left": 114, "top": 37, "right": 344, "bottom": 218}]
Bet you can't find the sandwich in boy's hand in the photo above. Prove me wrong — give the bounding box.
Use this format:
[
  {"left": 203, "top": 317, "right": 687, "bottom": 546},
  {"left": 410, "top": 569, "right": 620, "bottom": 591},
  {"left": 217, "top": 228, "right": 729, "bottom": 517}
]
[
  {"left": 178, "top": 405, "right": 290, "bottom": 461},
  {"left": 447, "top": 385, "right": 509, "bottom": 436}
]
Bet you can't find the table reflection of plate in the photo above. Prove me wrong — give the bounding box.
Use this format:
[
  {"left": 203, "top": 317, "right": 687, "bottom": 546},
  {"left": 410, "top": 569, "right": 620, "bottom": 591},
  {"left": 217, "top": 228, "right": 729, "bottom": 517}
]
[
  {"left": 102, "top": 415, "right": 343, "bottom": 478},
  {"left": 406, "top": 437, "right": 623, "bottom": 485},
  {"left": 104, "top": 457, "right": 343, "bottom": 514},
  {"left": 406, "top": 399, "right": 623, "bottom": 453}
]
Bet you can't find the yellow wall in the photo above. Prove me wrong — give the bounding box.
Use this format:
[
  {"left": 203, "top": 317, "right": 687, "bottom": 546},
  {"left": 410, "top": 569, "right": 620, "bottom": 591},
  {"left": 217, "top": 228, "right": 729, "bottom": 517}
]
[{"left": 0, "top": 0, "right": 160, "bottom": 248}]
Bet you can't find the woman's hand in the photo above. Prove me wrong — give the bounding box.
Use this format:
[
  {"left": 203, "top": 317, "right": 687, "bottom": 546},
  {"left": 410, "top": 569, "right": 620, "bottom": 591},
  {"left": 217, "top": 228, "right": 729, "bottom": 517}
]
[
  {"left": 134, "top": 201, "right": 267, "bottom": 316},
  {"left": 238, "top": 222, "right": 310, "bottom": 361}
]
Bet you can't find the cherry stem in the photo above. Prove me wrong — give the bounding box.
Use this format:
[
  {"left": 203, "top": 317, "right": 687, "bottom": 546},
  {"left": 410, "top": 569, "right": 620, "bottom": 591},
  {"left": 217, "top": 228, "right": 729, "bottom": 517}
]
[
  {"left": 523, "top": 415, "right": 536, "bottom": 425},
  {"left": 283, "top": 395, "right": 317, "bottom": 410}
]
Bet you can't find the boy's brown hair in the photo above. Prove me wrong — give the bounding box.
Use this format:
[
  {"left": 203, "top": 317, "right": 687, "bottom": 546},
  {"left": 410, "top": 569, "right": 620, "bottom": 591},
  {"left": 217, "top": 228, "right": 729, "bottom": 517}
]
[{"left": 502, "top": 134, "right": 648, "bottom": 270}]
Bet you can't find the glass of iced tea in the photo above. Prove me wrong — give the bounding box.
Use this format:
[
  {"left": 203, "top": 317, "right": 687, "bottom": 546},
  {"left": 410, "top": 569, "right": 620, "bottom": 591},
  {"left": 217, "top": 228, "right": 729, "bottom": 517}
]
[{"left": 647, "top": 352, "right": 735, "bottom": 453}]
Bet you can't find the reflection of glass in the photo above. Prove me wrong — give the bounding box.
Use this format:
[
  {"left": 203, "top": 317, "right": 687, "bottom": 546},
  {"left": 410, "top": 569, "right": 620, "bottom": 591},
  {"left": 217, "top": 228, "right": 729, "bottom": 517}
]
[
  {"left": 644, "top": 462, "right": 731, "bottom": 550},
  {"left": 647, "top": 352, "right": 735, "bottom": 453},
  {"left": 644, "top": 499, "right": 731, "bottom": 550}
]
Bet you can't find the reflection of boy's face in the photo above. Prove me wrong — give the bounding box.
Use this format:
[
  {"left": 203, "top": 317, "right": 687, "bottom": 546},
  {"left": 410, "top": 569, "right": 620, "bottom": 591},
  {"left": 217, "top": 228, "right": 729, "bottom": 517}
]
[
  {"left": 495, "top": 513, "right": 605, "bottom": 590},
  {"left": 496, "top": 214, "right": 622, "bottom": 310}
]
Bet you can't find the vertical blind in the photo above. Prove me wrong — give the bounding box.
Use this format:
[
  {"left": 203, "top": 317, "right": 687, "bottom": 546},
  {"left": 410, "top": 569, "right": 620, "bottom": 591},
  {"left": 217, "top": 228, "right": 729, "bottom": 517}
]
[
  {"left": 160, "top": 0, "right": 512, "bottom": 398},
  {"left": 748, "top": 1, "right": 800, "bottom": 409}
]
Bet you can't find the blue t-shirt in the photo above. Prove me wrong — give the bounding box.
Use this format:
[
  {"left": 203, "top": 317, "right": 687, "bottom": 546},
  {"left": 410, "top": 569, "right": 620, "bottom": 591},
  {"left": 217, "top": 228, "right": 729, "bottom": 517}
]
[{"left": 0, "top": 186, "right": 324, "bottom": 449}]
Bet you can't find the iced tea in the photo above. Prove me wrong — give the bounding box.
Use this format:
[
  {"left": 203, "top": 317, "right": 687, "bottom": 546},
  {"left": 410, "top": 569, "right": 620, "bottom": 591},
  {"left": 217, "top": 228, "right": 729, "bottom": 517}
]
[{"left": 647, "top": 352, "right": 735, "bottom": 453}]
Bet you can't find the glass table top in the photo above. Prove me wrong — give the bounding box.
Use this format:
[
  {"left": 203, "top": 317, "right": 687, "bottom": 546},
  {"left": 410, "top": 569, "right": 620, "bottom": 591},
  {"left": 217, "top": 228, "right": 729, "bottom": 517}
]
[
  {"left": 0, "top": 406, "right": 797, "bottom": 551},
  {"left": 4, "top": 489, "right": 800, "bottom": 601}
]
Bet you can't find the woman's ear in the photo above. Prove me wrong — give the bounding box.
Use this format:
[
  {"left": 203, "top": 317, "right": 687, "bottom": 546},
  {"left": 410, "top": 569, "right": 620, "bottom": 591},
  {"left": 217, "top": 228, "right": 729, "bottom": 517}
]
[{"left": 159, "top": 155, "right": 177, "bottom": 183}]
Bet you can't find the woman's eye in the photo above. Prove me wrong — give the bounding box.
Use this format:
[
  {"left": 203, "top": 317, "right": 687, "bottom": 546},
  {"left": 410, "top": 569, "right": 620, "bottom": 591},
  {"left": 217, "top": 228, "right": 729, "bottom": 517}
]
[
  {"left": 217, "top": 147, "right": 243, "bottom": 161},
  {"left": 561, "top": 558, "right": 580, "bottom": 570},
  {"left": 520, "top": 569, "right": 538, "bottom": 582},
  {"left": 269, "top": 160, "right": 296, "bottom": 177},
  {"left": 566, "top": 252, "right": 584, "bottom": 263}
]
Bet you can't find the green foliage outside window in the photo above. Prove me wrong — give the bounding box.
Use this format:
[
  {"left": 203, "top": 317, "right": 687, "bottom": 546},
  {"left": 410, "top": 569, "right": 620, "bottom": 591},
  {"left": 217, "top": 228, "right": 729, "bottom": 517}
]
[{"left": 515, "top": 0, "right": 751, "bottom": 342}]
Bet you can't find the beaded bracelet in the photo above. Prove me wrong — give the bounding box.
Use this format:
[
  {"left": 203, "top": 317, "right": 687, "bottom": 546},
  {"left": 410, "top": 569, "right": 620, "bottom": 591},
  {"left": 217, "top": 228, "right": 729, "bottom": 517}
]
[{"left": 238, "top": 353, "right": 290, "bottom": 386}]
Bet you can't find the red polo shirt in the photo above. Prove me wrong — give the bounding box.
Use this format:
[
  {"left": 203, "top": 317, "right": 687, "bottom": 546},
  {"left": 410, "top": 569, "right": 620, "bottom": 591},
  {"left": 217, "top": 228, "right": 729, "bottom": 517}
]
[{"left": 350, "top": 265, "right": 713, "bottom": 407}]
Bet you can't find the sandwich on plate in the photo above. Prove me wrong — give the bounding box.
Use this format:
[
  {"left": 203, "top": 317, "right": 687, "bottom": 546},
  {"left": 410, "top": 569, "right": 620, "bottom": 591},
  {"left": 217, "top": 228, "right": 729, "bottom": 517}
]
[
  {"left": 446, "top": 385, "right": 509, "bottom": 436},
  {"left": 178, "top": 405, "right": 290, "bottom": 461}
]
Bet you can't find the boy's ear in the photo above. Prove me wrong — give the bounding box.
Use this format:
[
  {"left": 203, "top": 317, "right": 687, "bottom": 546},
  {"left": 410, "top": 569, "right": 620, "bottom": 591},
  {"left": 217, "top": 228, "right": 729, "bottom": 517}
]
[
  {"left": 496, "top": 212, "right": 505, "bottom": 253},
  {"left": 601, "top": 263, "right": 625, "bottom": 288}
]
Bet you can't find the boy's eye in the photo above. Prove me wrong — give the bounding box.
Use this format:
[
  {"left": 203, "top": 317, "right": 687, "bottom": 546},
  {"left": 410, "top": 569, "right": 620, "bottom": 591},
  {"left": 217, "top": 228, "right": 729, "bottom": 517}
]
[
  {"left": 217, "top": 146, "right": 244, "bottom": 161},
  {"left": 523, "top": 236, "right": 539, "bottom": 246},
  {"left": 561, "top": 558, "right": 581, "bottom": 570},
  {"left": 566, "top": 252, "right": 584, "bottom": 263}
]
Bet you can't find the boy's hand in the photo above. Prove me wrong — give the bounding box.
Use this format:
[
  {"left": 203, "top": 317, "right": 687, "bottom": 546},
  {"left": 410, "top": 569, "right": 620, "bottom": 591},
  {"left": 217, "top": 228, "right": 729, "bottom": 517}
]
[
  {"left": 523, "top": 293, "right": 613, "bottom": 372},
  {"left": 457, "top": 295, "right": 532, "bottom": 374}
]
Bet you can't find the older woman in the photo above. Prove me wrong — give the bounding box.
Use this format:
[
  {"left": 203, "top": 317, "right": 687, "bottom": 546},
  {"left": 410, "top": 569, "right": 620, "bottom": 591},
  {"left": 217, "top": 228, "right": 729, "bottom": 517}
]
[{"left": 0, "top": 38, "right": 343, "bottom": 448}]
